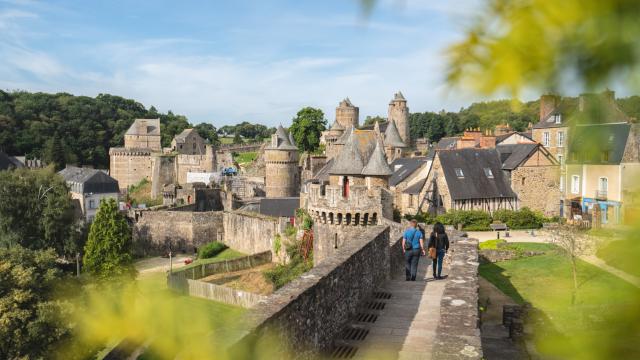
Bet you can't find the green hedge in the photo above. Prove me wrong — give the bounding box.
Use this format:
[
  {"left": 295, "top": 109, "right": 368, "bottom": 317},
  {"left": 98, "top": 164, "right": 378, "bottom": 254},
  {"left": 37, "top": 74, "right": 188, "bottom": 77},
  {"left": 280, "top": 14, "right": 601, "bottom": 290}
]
[
  {"left": 198, "top": 242, "right": 228, "bottom": 259},
  {"left": 405, "top": 208, "right": 555, "bottom": 230},
  {"left": 436, "top": 210, "right": 493, "bottom": 231},
  {"left": 492, "top": 207, "right": 547, "bottom": 229}
]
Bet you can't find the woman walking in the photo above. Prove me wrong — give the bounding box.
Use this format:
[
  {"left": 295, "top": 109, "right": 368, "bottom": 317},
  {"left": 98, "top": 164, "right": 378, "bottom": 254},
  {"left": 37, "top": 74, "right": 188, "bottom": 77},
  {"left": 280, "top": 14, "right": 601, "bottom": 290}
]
[{"left": 428, "top": 222, "right": 449, "bottom": 279}]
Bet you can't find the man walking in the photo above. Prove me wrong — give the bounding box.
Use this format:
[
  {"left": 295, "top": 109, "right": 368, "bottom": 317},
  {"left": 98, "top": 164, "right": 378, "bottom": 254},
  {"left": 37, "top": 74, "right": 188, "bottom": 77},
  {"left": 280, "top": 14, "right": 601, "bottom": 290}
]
[{"left": 403, "top": 219, "right": 425, "bottom": 281}]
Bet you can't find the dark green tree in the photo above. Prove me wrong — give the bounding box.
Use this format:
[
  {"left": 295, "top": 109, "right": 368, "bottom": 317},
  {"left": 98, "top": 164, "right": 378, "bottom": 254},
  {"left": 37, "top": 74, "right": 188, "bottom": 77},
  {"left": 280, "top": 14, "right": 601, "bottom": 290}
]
[
  {"left": 83, "top": 198, "right": 135, "bottom": 280},
  {"left": 43, "top": 134, "right": 67, "bottom": 171},
  {"left": 232, "top": 132, "right": 243, "bottom": 144},
  {"left": 289, "top": 107, "right": 327, "bottom": 152},
  {"left": 363, "top": 115, "right": 386, "bottom": 126},
  {"left": 194, "top": 122, "right": 220, "bottom": 146},
  {"left": 0, "top": 168, "right": 75, "bottom": 255},
  {"left": 0, "top": 247, "right": 72, "bottom": 359}
]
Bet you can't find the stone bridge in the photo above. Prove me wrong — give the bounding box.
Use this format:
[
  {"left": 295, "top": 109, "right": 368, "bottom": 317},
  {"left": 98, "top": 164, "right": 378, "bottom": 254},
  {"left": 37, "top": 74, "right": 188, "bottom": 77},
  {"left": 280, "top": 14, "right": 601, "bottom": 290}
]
[{"left": 230, "top": 226, "right": 482, "bottom": 360}]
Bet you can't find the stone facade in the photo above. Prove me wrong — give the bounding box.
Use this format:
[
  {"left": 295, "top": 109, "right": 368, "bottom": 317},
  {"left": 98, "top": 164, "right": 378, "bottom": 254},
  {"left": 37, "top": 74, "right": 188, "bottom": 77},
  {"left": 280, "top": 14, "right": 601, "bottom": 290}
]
[
  {"left": 335, "top": 98, "right": 359, "bottom": 129},
  {"left": 171, "top": 128, "right": 206, "bottom": 155},
  {"left": 109, "top": 148, "right": 154, "bottom": 190},
  {"left": 230, "top": 226, "right": 390, "bottom": 359},
  {"left": 222, "top": 211, "right": 287, "bottom": 258},
  {"left": 265, "top": 127, "right": 300, "bottom": 198},
  {"left": 510, "top": 163, "right": 561, "bottom": 216},
  {"left": 124, "top": 118, "right": 162, "bottom": 151},
  {"left": 132, "top": 207, "right": 224, "bottom": 256},
  {"left": 388, "top": 91, "right": 410, "bottom": 145}
]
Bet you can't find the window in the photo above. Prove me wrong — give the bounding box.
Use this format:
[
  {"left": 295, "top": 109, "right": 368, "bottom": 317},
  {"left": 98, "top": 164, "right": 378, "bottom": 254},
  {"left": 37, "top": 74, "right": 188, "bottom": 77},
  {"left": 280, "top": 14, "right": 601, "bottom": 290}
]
[
  {"left": 557, "top": 131, "right": 565, "bottom": 147},
  {"left": 455, "top": 168, "right": 464, "bottom": 178},
  {"left": 542, "top": 132, "right": 550, "bottom": 147},
  {"left": 571, "top": 175, "right": 580, "bottom": 194},
  {"left": 553, "top": 114, "right": 562, "bottom": 124},
  {"left": 557, "top": 154, "right": 564, "bottom": 165},
  {"left": 483, "top": 168, "right": 494, "bottom": 178},
  {"left": 89, "top": 199, "right": 96, "bottom": 209},
  {"left": 599, "top": 177, "right": 608, "bottom": 192},
  {"left": 179, "top": 144, "right": 183, "bottom": 149}
]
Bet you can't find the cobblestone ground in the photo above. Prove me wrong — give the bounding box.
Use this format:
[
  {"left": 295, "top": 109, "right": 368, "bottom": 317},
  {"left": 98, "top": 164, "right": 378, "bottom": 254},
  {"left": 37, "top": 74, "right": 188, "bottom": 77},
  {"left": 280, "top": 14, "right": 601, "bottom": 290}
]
[{"left": 333, "top": 258, "right": 446, "bottom": 360}]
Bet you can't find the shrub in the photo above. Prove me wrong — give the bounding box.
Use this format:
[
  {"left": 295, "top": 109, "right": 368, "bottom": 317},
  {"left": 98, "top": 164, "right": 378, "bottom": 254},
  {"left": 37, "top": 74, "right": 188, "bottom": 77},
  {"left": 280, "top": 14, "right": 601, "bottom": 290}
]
[
  {"left": 493, "top": 207, "right": 545, "bottom": 229},
  {"left": 263, "top": 239, "right": 312, "bottom": 289},
  {"left": 404, "top": 212, "right": 435, "bottom": 224},
  {"left": 436, "top": 210, "right": 492, "bottom": 230},
  {"left": 198, "top": 242, "right": 228, "bottom": 259}
]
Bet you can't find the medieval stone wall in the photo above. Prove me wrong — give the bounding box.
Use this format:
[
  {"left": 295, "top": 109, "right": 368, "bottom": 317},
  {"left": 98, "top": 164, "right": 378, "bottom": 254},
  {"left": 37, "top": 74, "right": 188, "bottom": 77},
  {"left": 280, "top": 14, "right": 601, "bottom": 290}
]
[
  {"left": 511, "top": 165, "right": 561, "bottom": 216},
  {"left": 132, "top": 208, "right": 224, "bottom": 256},
  {"left": 109, "top": 149, "right": 153, "bottom": 190},
  {"left": 230, "top": 226, "right": 390, "bottom": 359},
  {"left": 222, "top": 211, "right": 285, "bottom": 256},
  {"left": 264, "top": 148, "right": 299, "bottom": 197}
]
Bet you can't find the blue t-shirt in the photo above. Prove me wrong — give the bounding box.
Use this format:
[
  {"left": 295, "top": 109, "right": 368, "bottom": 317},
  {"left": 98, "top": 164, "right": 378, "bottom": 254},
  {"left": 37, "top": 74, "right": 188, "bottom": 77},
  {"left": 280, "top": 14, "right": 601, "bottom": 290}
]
[{"left": 403, "top": 227, "right": 423, "bottom": 250}]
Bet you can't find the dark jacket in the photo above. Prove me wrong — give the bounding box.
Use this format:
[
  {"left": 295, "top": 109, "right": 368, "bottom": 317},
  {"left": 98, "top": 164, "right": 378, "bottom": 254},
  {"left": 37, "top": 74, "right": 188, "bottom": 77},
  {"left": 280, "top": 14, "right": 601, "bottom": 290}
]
[{"left": 428, "top": 232, "right": 449, "bottom": 251}]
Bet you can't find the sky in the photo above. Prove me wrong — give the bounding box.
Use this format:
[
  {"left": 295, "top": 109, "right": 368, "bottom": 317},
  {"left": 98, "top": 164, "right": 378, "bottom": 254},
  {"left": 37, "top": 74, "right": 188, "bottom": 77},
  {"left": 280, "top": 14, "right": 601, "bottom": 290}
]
[{"left": 0, "top": 0, "right": 489, "bottom": 126}]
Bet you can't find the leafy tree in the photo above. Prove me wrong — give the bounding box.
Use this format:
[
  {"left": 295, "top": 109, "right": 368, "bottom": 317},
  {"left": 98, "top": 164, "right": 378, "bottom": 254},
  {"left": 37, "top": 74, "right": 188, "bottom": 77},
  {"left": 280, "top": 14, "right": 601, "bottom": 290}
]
[
  {"left": 194, "top": 122, "right": 220, "bottom": 146},
  {"left": 0, "top": 168, "right": 76, "bottom": 255},
  {"left": 363, "top": 115, "right": 386, "bottom": 126},
  {"left": 232, "top": 132, "right": 243, "bottom": 144},
  {"left": 43, "top": 134, "right": 68, "bottom": 171},
  {"left": 0, "top": 247, "right": 71, "bottom": 359},
  {"left": 289, "top": 107, "right": 327, "bottom": 152},
  {"left": 83, "top": 198, "right": 135, "bottom": 280}
]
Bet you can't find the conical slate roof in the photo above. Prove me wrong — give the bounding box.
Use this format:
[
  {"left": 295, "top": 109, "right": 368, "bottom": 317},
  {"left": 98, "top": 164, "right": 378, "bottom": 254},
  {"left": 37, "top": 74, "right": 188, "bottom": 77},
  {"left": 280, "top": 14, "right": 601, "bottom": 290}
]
[
  {"left": 330, "top": 119, "right": 345, "bottom": 131},
  {"left": 394, "top": 91, "right": 405, "bottom": 101},
  {"left": 329, "top": 127, "right": 364, "bottom": 175},
  {"left": 288, "top": 131, "right": 296, "bottom": 147},
  {"left": 268, "top": 125, "right": 297, "bottom": 150},
  {"left": 384, "top": 120, "right": 407, "bottom": 148},
  {"left": 373, "top": 120, "right": 381, "bottom": 135},
  {"left": 335, "top": 125, "right": 353, "bottom": 145},
  {"left": 362, "top": 139, "right": 392, "bottom": 176},
  {"left": 275, "top": 125, "right": 288, "bottom": 141}
]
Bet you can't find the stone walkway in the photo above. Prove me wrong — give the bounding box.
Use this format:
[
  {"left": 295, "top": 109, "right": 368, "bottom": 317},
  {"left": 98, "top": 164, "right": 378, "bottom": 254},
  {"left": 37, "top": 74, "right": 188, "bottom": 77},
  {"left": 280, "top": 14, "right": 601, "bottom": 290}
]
[{"left": 333, "top": 258, "right": 446, "bottom": 360}]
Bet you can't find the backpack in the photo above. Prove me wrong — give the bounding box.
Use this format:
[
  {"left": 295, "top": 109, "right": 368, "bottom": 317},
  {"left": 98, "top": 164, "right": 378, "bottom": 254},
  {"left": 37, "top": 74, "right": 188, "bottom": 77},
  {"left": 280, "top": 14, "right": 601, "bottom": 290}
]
[{"left": 404, "top": 228, "right": 420, "bottom": 250}]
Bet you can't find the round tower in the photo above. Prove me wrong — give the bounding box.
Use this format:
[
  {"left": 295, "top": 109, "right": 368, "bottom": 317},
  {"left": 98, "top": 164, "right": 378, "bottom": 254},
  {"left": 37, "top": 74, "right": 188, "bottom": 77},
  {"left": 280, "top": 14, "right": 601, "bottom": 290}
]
[
  {"left": 336, "top": 98, "right": 359, "bottom": 129},
  {"left": 265, "top": 125, "right": 300, "bottom": 197},
  {"left": 388, "top": 91, "right": 410, "bottom": 145}
]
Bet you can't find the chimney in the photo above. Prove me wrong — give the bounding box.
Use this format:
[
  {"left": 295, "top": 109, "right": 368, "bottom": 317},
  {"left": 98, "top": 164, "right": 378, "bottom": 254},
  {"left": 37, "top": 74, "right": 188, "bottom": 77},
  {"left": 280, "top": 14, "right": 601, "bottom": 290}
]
[
  {"left": 539, "top": 94, "right": 559, "bottom": 121},
  {"left": 480, "top": 132, "right": 497, "bottom": 149}
]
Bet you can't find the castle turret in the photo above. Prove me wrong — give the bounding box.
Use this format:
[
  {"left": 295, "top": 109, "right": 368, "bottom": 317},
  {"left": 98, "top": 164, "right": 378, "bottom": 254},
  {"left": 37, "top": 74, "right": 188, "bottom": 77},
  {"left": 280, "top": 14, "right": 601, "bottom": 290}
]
[
  {"left": 388, "top": 91, "right": 409, "bottom": 145},
  {"left": 362, "top": 139, "right": 393, "bottom": 188},
  {"left": 336, "top": 98, "right": 359, "bottom": 129},
  {"left": 383, "top": 119, "right": 407, "bottom": 161},
  {"left": 265, "top": 125, "right": 299, "bottom": 197}
]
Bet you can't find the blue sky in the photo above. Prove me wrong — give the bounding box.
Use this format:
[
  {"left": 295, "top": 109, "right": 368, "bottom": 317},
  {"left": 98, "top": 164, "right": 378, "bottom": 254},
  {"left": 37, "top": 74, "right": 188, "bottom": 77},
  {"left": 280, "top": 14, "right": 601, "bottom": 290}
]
[{"left": 0, "top": 0, "right": 486, "bottom": 126}]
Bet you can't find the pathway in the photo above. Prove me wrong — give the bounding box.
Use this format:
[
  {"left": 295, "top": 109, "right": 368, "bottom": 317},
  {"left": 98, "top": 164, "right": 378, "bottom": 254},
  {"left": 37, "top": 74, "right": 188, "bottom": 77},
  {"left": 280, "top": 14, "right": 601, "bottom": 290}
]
[
  {"left": 581, "top": 255, "right": 640, "bottom": 288},
  {"left": 332, "top": 258, "right": 446, "bottom": 360}
]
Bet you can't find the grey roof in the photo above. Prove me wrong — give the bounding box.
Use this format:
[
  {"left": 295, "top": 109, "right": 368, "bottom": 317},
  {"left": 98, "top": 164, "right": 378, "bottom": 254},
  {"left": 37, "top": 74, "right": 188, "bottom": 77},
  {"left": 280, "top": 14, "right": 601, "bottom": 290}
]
[
  {"left": 0, "top": 151, "right": 24, "bottom": 171},
  {"left": 390, "top": 91, "right": 406, "bottom": 103},
  {"left": 329, "top": 128, "right": 365, "bottom": 175},
  {"left": 125, "top": 118, "right": 161, "bottom": 136},
  {"left": 173, "top": 128, "right": 195, "bottom": 142},
  {"left": 258, "top": 197, "right": 299, "bottom": 218},
  {"left": 435, "top": 137, "right": 459, "bottom": 150},
  {"left": 267, "top": 125, "right": 298, "bottom": 150},
  {"left": 330, "top": 119, "right": 345, "bottom": 131},
  {"left": 403, "top": 178, "right": 427, "bottom": 194},
  {"left": 389, "top": 157, "right": 430, "bottom": 186},
  {"left": 312, "top": 158, "right": 333, "bottom": 183},
  {"left": 495, "top": 131, "right": 533, "bottom": 144},
  {"left": 438, "top": 148, "right": 516, "bottom": 200},
  {"left": 384, "top": 120, "right": 407, "bottom": 148},
  {"left": 362, "top": 140, "right": 393, "bottom": 176},
  {"left": 339, "top": 98, "right": 355, "bottom": 107},
  {"left": 334, "top": 125, "right": 353, "bottom": 145},
  {"left": 496, "top": 143, "right": 539, "bottom": 170},
  {"left": 359, "top": 121, "right": 389, "bottom": 133},
  {"left": 58, "top": 166, "right": 119, "bottom": 194},
  {"left": 288, "top": 131, "right": 296, "bottom": 147},
  {"left": 567, "top": 123, "right": 630, "bottom": 165}
]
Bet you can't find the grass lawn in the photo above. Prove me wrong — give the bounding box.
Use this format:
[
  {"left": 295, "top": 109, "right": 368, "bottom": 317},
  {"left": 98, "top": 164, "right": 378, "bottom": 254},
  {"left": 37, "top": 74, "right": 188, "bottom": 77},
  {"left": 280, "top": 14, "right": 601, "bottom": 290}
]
[
  {"left": 233, "top": 151, "right": 257, "bottom": 164},
  {"left": 219, "top": 136, "right": 234, "bottom": 144},
  {"left": 480, "top": 243, "right": 640, "bottom": 357},
  {"left": 596, "top": 237, "right": 640, "bottom": 278},
  {"left": 178, "top": 248, "right": 246, "bottom": 272}
]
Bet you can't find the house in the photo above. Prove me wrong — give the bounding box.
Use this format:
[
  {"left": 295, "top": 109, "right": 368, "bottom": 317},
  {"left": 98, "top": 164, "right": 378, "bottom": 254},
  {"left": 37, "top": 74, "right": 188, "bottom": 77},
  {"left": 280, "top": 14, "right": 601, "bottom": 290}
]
[
  {"left": 389, "top": 153, "right": 433, "bottom": 215},
  {"left": 171, "top": 128, "right": 206, "bottom": 155},
  {"left": 58, "top": 166, "right": 120, "bottom": 223},
  {"left": 418, "top": 148, "right": 518, "bottom": 215},
  {"left": 565, "top": 123, "right": 640, "bottom": 225},
  {"left": 497, "top": 143, "right": 561, "bottom": 216}
]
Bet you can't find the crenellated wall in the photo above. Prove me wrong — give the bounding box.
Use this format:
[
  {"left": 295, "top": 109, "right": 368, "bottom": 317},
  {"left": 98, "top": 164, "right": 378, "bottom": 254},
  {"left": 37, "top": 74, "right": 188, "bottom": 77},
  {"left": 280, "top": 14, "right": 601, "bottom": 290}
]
[{"left": 306, "top": 183, "right": 392, "bottom": 226}]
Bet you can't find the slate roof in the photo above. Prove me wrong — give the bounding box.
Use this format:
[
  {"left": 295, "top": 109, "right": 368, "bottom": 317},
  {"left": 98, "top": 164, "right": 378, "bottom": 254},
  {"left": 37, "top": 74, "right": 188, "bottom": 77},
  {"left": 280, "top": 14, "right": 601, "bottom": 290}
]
[
  {"left": 125, "top": 118, "right": 161, "bottom": 136},
  {"left": 267, "top": 125, "right": 298, "bottom": 150},
  {"left": 495, "top": 131, "right": 533, "bottom": 144},
  {"left": 329, "top": 128, "right": 365, "bottom": 175},
  {"left": 362, "top": 140, "right": 393, "bottom": 176},
  {"left": 389, "top": 156, "right": 430, "bottom": 186},
  {"left": 384, "top": 120, "right": 407, "bottom": 148},
  {"left": 359, "top": 121, "right": 389, "bottom": 133},
  {"left": 0, "top": 151, "right": 24, "bottom": 170},
  {"left": 435, "top": 137, "right": 459, "bottom": 150},
  {"left": 403, "top": 178, "right": 427, "bottom": 194},
  {"left": 330, "top": 119, "right": 345, "bottom": 131},
  {"left": 438, "top": 148, "right": 516, "bottom": 200},
  {"left": 173, "top": 128, "right": 196, "bottom": 142},
  {"left": 58, "top": 166, "right": 119, "bottom": 194},
  {"left": 334, "top": 125, "right": 353, "bottom": 145},
  {"left": 258, "top": 197, "right": 299, "bottom": 218},
  {"left": 567, "top": 123, "right": 631, "bottom": 165},
  {"left": 339, "top": 98, "right": 355, "bottom": 108},
  {"left": 390, "top": 91, "right": 406, "bottom": 104},
  {"left": 312, "top": 158, "right": 333, "bottom": 183},
  {"left": 496, "top": 143, "right": 539, "bottom": 170}
]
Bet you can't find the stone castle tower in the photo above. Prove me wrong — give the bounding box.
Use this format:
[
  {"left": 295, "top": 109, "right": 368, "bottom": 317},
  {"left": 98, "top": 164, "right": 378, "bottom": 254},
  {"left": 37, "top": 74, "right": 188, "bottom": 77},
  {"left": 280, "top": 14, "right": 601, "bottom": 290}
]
[
  {"left": 336, "top": 98, "right": 359, "bottom": 129},
  {"left": 388, "top": 91, "right": 410, "bottom": 145},
  {"left": 264, "top": 125, "right": 300, "bottom": 198}
]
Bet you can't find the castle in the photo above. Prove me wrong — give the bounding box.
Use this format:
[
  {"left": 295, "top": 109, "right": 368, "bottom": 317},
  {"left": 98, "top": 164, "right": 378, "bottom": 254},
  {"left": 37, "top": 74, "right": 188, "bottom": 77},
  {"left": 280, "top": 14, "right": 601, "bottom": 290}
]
[
  {"left": 109, "top": 119, "right": 216, "bottom": 198},
  {"left": 264, "top": 126, "right": 300, "bottom": 197}
]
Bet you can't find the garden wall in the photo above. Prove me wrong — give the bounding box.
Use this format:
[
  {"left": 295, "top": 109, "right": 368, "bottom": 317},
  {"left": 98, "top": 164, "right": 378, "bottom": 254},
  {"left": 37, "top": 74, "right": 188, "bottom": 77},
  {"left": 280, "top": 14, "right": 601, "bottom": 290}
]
[{"left": 222, "top": 211, "right": 287, "bottom": 257}]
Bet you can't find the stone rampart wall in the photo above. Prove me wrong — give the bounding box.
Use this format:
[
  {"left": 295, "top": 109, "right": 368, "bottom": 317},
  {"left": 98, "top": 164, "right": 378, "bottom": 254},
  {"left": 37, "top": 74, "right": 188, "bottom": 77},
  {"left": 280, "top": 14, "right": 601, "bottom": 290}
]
[
  {"left": 133, "top": 209, "right": 224, "bottom": 256},
  {"left": 222, "top": 211, "right": 284, "bottom": 256},
  {"left": 229, "top": 226, "right": 390, "bottom": 359}
]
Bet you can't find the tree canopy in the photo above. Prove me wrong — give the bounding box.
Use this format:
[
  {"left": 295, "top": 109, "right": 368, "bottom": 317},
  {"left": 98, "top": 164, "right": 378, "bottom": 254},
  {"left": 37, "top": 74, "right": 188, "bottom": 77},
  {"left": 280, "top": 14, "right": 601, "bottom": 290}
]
[
  {"left": 289, "top": 107, "right": 327, "bottom": 152},
  {"left": 83, "top": 198, "right": 135, "bottom": 280},
  {"left": 0, "top": 167, "right": 76, "bottom": 256}
]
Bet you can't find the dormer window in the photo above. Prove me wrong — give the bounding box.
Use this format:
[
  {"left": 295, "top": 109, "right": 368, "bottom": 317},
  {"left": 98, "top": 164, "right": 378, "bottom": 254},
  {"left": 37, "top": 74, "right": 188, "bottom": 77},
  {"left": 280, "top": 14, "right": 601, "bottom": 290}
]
[
  {"left": 455, "top": 168, "right": 464, "bottom": 178},
  {"left": 483, "top": 168, "right": 494, "bottom": 178},
  {"left": 553, "top": 114, "right": 561, "bottom": 124}
]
